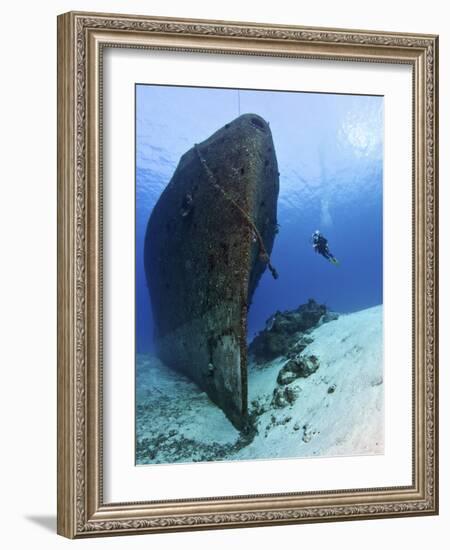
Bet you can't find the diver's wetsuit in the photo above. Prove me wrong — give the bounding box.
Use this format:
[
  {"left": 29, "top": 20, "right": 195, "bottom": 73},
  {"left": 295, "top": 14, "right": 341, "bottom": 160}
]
[{"left": 313, "top": 234, "right": 335, "bottom": 262}]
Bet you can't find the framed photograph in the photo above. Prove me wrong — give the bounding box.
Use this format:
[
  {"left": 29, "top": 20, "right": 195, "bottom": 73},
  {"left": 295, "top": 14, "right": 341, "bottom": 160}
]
[{"left": 57, "top": 11, "right": 439, "bottom": 538}]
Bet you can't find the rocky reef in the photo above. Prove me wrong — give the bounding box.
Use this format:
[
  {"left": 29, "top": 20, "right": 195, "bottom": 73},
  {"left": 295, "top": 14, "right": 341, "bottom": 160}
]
[{"left": 249, "top": 299, "right": 338, "bottom": 364}]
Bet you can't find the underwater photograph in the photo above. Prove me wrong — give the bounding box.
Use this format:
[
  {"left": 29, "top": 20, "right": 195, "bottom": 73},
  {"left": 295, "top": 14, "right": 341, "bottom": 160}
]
[{"left": 135, "top": 83, "right": 384, "bottom": 465}]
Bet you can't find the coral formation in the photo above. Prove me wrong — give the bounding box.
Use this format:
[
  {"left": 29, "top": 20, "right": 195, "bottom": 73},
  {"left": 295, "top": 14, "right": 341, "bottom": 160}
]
[{"left": 249, "top": 299, "right": 338, "bottom": 363}]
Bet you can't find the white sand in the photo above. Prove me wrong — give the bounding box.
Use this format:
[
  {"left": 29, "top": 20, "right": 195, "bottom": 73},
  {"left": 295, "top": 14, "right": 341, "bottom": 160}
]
[
  {"left": 136, "top": 305, "right": 383, "bottom": 464},
  {"left": 136, "top": 356, "right": 239, "bottom": 464}
]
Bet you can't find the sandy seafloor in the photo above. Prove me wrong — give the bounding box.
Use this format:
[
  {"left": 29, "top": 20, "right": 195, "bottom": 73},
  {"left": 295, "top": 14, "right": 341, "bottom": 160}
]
[{"left": 136, "top": 305, "right": 383, "bottom": 465}]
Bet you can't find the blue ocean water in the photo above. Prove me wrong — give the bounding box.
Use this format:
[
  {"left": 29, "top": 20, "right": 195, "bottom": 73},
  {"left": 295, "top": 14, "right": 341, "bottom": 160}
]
[{"left": 136, "top": 85, "right": 383, "bottom": 353}]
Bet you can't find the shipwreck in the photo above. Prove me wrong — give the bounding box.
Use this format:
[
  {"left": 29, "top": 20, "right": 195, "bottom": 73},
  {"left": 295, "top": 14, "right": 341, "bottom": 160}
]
[{"left": 144, "top": 113, "right": 279, "bottom": 429}]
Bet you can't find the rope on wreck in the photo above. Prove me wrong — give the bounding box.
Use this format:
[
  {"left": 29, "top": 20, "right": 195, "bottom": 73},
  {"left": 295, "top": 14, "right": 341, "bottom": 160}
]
[{"left": 194, "top": 144, "right": 278, "bottom": 280}]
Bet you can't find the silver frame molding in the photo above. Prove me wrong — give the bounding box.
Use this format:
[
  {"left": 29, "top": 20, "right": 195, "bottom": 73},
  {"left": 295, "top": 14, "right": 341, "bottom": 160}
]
[{"left": 57, "top": 11, "right": 439, "bottom": 538}]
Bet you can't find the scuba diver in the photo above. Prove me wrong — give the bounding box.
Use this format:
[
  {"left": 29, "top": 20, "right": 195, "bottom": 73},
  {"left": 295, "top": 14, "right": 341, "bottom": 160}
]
[{"left": 311, "top": 230, "right": 339, "bottom": 265}]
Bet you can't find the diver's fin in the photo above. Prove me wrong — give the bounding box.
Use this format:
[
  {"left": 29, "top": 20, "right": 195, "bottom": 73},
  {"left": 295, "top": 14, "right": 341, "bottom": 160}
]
[{"left": 329, "top": 257, "right": 339, "bottom": 266}]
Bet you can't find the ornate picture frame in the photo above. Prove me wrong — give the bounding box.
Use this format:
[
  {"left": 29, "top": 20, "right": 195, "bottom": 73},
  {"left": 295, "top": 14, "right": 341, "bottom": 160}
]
[{"left": 57, "top": 11, "right": 438, "bottom": 538}]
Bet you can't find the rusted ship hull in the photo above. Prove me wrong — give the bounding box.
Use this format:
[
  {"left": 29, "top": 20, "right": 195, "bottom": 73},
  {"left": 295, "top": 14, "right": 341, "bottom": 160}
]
[{"left": 144, "top": 114, "right": 279, "bottom": 428}]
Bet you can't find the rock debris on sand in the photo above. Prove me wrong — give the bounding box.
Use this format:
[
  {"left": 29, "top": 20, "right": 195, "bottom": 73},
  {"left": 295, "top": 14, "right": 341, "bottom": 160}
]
[{"left": 136, "top": 305, "right": 383, "bottom": 465}]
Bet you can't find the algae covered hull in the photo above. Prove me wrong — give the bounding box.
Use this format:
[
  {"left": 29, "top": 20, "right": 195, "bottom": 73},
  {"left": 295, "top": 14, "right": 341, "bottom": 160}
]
[{"left": 144, "top": 114, "right": 279, "bottom": 428}]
